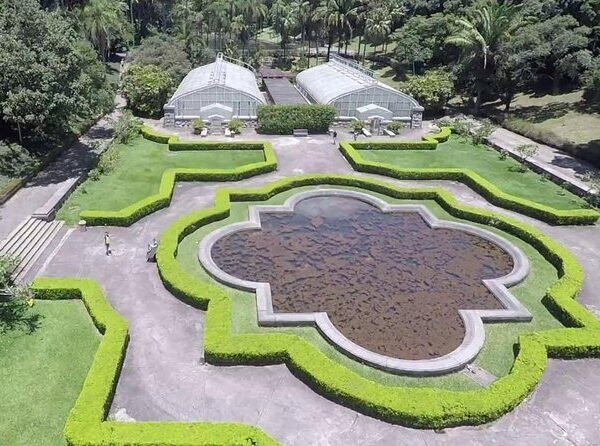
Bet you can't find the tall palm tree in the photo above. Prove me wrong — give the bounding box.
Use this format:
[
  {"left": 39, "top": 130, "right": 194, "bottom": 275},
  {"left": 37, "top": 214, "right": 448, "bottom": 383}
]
[
  {"left": 364, "top": 8, "right": 390, "bottom": 55},
  {"left": 271, "top": 0, "right": 298, "bottom": 58},
  {"left": 316, "top": 0, "right": 358, "bottom": 57},
  {"left": 446, "top": 1, "right": 522, "bottom": 114},
  {"left": 292, "top": 0, "right": 311, "bottom": 57},
  {"left": 77, "top": 0, "right": 130, "bottom": 60}
]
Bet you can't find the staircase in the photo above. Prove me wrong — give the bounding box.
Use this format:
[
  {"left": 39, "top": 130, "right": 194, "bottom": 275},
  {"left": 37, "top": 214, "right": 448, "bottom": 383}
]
[{"left": 0, "top": 217, "right": 64, "bottom": 282}]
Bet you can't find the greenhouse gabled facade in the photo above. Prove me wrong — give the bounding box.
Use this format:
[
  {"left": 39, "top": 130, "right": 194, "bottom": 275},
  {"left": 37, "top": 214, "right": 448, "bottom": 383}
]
[
  {"left": 296, "top": 56, "right": 424, "bottom": 127},
  {"left": 163, "top": 53, "right": 266, "bottom": 126}
]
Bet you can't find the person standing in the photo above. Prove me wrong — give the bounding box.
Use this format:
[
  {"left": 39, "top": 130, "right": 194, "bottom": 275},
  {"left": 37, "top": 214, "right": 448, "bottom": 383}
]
[
  {"left": 104, "top": 232, "right": 111, "bottom": 256},
  {"left": 353, "top": 131, "right": 358, "bottom": 141},
  {"left": 332, "top": 130, "right": 338, "bottom": 145}
]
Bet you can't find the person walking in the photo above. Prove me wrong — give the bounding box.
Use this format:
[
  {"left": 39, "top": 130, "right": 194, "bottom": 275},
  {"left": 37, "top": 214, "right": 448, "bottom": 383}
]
[
  {"left": 353, "top": 131, "right": 358, "bottom": 141},
  {"left": 332, "top": 130, "right": 338, "bottom": 145},
  {"left": 104, "top": 232, "right": 111, "bottom": 256}
]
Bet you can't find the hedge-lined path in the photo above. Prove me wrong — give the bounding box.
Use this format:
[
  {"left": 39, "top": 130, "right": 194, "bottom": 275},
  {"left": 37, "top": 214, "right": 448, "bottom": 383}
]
[{"left": 37, "top": 132, "right": 600, "bottom": 445}]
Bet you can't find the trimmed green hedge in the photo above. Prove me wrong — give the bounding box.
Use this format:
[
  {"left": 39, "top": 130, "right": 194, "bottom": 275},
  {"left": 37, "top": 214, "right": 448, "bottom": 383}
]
[
  {"left": 351, "top": 126, "right": 452, "bottom": 150},
  {"left": 79, "top": 126, "right": 277, "bottom": 226},
  {"left": 31, "top": 277, "right": 278, "bottom": 446},
  {"left": 156, "top": 175, "right": 600, "bottom": 429},
  {"left": 340, "top": 127, "right": 599, "bottom": 225},
  {"left": 256, "top": 104, "right": 336, "bottom": 134}
]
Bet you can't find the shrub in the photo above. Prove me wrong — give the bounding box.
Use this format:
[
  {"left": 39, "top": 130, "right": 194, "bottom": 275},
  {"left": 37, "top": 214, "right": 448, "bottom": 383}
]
[
  {"left": 387, "top": 121, "right": 406, "bottom": 134},
  {"left": 0, "top": 140, "right": 39, "bottom": 178},
  {"left": 88, "top": 142, "right": 120, "bottom": 181},
  {"left": 257, "top": 104, "right": 336, "bottom": 134},
  {"left": 472, "top": 120, "right": 494, "bottom": 145},
  {"left": 400, "top": 69, "right": 455, "bottom": 113},
  {"left": 583, "top": 57, "right": 600, "bottom": 108},
  {"left": 122, "top": 64, "right": 174, "bottom": 118},
  {"left": 192, "top": 119, "right": 205, "bottom": 135},
  {"left": 128, "top": 34, "right": 192, "bottom": 84},
  {"left": 228, "top": 118, "right": 243, "bottom": 134},
  {"left": 515, "top": 144, "right": 538, "bottom": 164},
  {"left": 351, "top": 119, "right": 366, "bottom": 132},
  {"left": 0, "top": 254, "right": 18, "bottom": 289},
  {"left": 113, "top": 110, "right": 142, "bottom": 145}
]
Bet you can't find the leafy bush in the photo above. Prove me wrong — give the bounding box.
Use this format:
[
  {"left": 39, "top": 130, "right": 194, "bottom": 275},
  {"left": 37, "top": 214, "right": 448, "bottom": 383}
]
[
  {"left": 351, "top": 119, "right": 366, "bottom": 132},
  {"left": 582, "top": 56, "right": 600, "bottom": 108},
  {"left": 122, "top": 64, "right": 174, "bottom": 118},
  {"left": 228, "top": 118, "right": 243, "bottom": 134},
  {"left": 257, "top": 104, "right": 336, "bottom": 134},
  {"left": 192, "top": 119, "right": 205, "bottom": 135},
  {"left": 515, "top": 144, "right": 538, "bottom": 163},
  {"left": 0, "top": 141, "right": 39, "bottom": 178},
  {"left": 387, "top": 121, "right": 406, "bottom": 134},
  {"left": 113, "top": 110, "right": 142, "bottom": 145},
  {"left": 88, "top": 142, "right": 120, "bottom": 181},
  {"left": 0, "top": 254, "right": 18, "bottom": 289},
  {"left": 472, "top": 120, "right": 494, "bottom": 145},
  {"left": 400, "top": 69, "right": 455, "bottom": 113},
  {"left": 128, "top": 34, "right": 192, "bottom": 84}
]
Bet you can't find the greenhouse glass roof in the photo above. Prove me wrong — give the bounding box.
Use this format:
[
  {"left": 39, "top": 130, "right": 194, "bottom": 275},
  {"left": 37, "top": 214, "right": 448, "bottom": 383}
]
[
  {"left": 166, "top": 54, "right": 265, "bottom": 105},
  {"left": 296, "top": 57, "right": 398, "bottom": 104}
]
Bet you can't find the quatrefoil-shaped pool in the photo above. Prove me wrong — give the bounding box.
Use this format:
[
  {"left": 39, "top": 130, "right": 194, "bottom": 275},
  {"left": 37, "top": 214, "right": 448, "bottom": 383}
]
[{"left": 199, "top": 189, "right": 532, "bottom": 375}]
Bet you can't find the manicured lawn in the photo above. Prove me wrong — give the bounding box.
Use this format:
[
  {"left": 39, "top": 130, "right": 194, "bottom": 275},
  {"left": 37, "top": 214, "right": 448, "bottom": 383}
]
[
  {"left": 176, "top": 185, "right": 563, "bottom": 388},
  {"left": 57, "top": 136, "right": 266, "bottom": 224},
  {"left": 358, "top": 135, "right": 589, "bottom": 210},
  {"left": 500, "top": 91, "right": 600, "bottom": 146},
  {"left": 0, "top": 300, "right": 100, "bottom": 446}
]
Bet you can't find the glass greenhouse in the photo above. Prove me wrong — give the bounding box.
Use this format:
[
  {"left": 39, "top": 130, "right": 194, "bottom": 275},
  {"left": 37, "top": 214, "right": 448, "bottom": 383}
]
[
  {"left": 296, "top": 56, "right": 423, "bottom": 126},
  {"left": 163, "top": 54, "right": 266, "bottom": 126}
]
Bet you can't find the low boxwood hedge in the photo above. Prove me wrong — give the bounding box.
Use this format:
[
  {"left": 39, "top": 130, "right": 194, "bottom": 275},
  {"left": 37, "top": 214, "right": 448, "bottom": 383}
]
[
  {"left": 340, "top": 127, "right": 599, "bottom": 225},
  {"left": 31, "top": 277, "right": 278, "bottom": 446},
  {"left": 350, "top": 126, "right": 451, "bottom": 150},
  {"left": 80, "top": 127, "right": 278, "bottom": 226},
  {"left": 156, "top": 175, "right": 600, "bottom": 429}
]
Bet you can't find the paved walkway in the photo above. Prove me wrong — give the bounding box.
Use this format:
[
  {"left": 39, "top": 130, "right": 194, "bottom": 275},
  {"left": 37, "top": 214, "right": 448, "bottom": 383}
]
[
  {"left": 0, "top": 95, "right": 125, "bottom": 240},
  {"left": 488, "top": 127, "right": 599, "bottom": 195},
  {"left": 33, "top": 133, "right": 600, "bottom": 445}
]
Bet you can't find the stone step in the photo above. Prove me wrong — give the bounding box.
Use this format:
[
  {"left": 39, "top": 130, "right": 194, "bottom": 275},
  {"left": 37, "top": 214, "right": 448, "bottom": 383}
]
[
  {"left": 14, "top": 221, "right": 64, "bottom": 282},
  {"left": 0, "top": 217, "right": 37, "bottom": 254},
  {"left": 6, "top": 219, "right": 51, "bottom": 263}
]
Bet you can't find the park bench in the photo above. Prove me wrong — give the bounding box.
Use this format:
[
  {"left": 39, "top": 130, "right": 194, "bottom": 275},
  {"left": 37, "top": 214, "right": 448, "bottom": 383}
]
[
  {"left": 362, "top": 128, "right": 372, "bottom": 137},
  {"left": 293, "top": 128, "right": 309, "bottom": 137},
  {"left": 383, "top": 129, "right": 395, "bottom": 137}
]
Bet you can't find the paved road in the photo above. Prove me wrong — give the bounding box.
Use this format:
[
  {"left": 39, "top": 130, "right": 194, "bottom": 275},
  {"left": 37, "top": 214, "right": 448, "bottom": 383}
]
[{"left": 34, "top": 132, "right": 600, "bottom": 445}]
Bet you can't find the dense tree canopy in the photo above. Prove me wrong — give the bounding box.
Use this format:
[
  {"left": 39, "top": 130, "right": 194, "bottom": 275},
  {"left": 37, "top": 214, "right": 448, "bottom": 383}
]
[{"left": 0, "top": 0, "right": 113, "bottom": 147}]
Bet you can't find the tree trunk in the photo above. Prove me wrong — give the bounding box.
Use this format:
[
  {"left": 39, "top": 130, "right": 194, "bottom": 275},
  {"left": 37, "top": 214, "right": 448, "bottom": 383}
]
[{"left": 474, "top": 83, "right": 484, "bottom": 115}]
